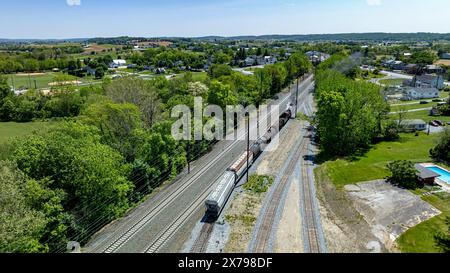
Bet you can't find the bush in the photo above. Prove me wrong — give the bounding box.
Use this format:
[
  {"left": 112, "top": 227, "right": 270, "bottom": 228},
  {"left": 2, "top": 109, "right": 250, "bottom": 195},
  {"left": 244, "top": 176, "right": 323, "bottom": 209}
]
[
  {"left": 430, "top": 128, "right": 450, "bottom": 162},
  {"left": 386, "top": 160, "right": 420, "bottom": 189},
  {"left": 243, "top": 175, "right": 274, "bottom": 194}
]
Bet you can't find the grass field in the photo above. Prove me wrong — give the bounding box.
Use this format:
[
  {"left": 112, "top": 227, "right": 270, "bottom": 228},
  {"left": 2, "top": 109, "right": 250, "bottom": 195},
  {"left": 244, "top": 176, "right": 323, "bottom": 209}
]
[
  {"left": 390, "top": 92, "right": 449, "bottom": 105},
  {"left": 388, "top": 110, "right": 450, "bottom": 123},
  {"left": 0, "top": 121, "right": 56, "bottom": 144},
  {"left": 317, "top": 133, "right": 441, "bottom": 188},
  {"left": 390, "top": 103, "right": 438, "bottom": 113},
  {"left": 6, "top": 72, "right": 84, "bottom": 89},
  {"left": 397, "top": 191, "right": 450, "bottom": 253}
]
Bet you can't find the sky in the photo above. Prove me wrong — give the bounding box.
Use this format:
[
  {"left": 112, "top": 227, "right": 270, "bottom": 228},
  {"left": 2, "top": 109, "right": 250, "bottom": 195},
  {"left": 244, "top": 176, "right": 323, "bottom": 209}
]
[{"left": 1, "top": 0, "right": 450, "bottom": 39}]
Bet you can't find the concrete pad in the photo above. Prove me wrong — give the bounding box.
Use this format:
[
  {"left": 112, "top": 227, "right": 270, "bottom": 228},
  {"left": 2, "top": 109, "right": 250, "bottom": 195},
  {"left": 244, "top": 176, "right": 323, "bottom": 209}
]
[{"left": 345, "top": 180, "right": 441, "bottom": 249}]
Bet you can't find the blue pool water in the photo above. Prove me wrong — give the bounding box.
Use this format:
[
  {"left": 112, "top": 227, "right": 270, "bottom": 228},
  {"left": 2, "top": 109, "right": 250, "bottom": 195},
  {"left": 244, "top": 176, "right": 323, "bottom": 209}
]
[{"left": 427, "top": 166, "right": 450, "bottom": 184}]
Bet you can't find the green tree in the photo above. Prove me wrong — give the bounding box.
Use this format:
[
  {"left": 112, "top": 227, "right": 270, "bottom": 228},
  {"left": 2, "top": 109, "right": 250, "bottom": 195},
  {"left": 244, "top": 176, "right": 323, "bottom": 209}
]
[
  {"left": 82, "top": 102, "right": 144, "bottom": 161},
  {"left": 208, "top": 64, "right": 233, "bottom": 79},
  {"left": 386, "top": 160, "right": 419, "bottom": 189},
  {"left": 208, "top": 80, "right": 238, "bottom": 109},
  {"left": 12, "top": 122, "right": 133, "bottom": 249},
  {"left": 0, "top": 161, "right": 48, "bottom": 253},
  {"left": 430, "top": 128, "right": 450, "bottom": 162},
  {"left": 105, "top": 77, "right": 161, "bottom": 127}
]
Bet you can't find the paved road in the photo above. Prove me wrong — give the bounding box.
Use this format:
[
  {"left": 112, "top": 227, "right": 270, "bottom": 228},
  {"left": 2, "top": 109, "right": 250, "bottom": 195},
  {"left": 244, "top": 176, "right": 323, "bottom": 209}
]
[
  {"left": 84, "top": 75, "right": 315, "bottom": 253},
  {"left": 389, "top": 107, "right": 433, "bottom": 115}
]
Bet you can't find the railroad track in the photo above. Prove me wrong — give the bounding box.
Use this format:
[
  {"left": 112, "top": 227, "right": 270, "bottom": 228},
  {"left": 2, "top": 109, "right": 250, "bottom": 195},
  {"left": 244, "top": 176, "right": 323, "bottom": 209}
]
[
  {"left": 90, "top": 76, "right": 314, "bottom": 253},
  {"left": 250, "top": 136, "right": 308, "bottom": 253},
  {"left": 189, "top": 223, "right": 215, "bottom": 253},
  {"left": 144, "top": 186, "right": 213, "bottom": 253},
  {"left": 300, "top": 138, "right": 322, "bottom": 253}
]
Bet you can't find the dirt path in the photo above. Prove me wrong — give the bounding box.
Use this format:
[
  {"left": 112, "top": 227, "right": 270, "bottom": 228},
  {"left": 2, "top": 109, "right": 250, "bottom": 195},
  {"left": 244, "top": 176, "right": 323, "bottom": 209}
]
[
  {"left": 314, "top": 166, "right": 385, "bottom": 253},
  {"left": 274, "top": 174, "right": 303, "bottom": 253}
]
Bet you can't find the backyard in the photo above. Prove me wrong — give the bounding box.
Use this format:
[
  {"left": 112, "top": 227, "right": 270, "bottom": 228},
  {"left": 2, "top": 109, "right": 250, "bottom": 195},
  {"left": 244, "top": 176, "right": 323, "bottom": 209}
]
[
  {"left": 397, "top": 191, "right": 450, "bottom": 253},
  {"left": 316, "top": 133, "right": 442, "bottom": 189}
]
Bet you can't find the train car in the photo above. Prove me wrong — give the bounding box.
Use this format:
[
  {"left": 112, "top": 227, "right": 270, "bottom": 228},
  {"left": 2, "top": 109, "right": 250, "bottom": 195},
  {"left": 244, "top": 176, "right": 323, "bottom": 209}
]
[
  {"left": 228, "top": 151, "right": 254, "bottom": 178},
  {"left": 260, "top": 127, "right": 278, "bottom": 144},
  {"left": 279, "top": 108, "right": 293, "bottom": 129},
  {"left": 205, "top": 171, "right": 236, "bottom": 218}
]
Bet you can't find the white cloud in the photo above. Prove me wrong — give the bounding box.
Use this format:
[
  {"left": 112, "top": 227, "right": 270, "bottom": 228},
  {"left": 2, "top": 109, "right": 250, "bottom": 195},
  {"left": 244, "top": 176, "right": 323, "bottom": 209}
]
[
  {"left": 366, "top": 0, "right": 382, "bottom": 6},
  {"left": 67, "top": 0, "right": 81, "bottom": 6}
]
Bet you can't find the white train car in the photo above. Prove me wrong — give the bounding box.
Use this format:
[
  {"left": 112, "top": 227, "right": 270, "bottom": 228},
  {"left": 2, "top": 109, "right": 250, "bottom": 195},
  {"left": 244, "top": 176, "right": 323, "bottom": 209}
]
[{"left": 205, "top": 171, "right": 236, "bottom": 217}]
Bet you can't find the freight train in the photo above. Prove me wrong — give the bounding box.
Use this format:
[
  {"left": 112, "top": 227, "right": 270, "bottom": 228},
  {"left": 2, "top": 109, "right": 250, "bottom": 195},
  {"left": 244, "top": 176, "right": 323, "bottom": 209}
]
[{"left": 205, "top": 107, "right": 293, "bottom": 219}]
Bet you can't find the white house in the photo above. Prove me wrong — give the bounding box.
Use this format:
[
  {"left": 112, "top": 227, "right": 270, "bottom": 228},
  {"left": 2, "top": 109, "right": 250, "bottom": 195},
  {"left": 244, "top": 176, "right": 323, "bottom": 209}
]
[
  {"left": 263, "top": 56, "right": 277, "bottom": 65},
  {"left": 397, "top": 119, "right": 427, "bottom": 132},
  {"left": 414, "top": 74, "right": 445, "bottom": 90},
  {"left": 406, "top": 87, "right": 440, "bottom": 100},
  {"left": 109, "top": 59, "right": 127, "bottom": 69},
  {"left": 441, "top": 53, "right": 450, "bottom": 59}
]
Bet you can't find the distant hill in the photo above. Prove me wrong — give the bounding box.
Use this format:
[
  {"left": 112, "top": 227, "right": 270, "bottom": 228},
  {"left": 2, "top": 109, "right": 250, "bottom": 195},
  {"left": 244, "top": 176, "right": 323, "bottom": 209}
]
[
  {"left": 2, "top": 33, "right": 450, "bottom": 44},
  {"left": 197, "top": 33, "right": 450, "bottom": 42}
]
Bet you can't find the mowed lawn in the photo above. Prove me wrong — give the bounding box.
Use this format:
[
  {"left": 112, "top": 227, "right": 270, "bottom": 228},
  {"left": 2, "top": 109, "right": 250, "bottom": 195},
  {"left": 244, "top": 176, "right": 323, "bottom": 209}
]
[
  {"left": 397, "top": 192, "right": 450, "bottom": 253},
  {"left": 388, "top": 110, "right": 450, "bottom": 123},
  {"left": 0, "top": 121, "right": 56, "bottom": 144},
  {"left": 318, "top": 133, "right": 441, "bottom": 188},
  {"left": 8, "top": 73, "right": 62, "bottom": 89},
  {"left": 379, "top": 78, "right": 404, "bottom": 86}
]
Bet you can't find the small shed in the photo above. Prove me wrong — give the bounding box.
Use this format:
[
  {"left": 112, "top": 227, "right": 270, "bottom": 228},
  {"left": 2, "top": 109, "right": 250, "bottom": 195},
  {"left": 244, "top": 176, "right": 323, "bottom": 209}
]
[{"left": 415, "top": 164, "right": 441, "bottom": 184}]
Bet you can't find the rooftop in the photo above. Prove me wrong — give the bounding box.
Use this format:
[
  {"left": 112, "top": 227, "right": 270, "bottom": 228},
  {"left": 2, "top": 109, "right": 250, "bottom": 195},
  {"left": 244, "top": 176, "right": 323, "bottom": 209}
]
[{"left": 415, "top": 164, "right": 441, "bottom": 179}]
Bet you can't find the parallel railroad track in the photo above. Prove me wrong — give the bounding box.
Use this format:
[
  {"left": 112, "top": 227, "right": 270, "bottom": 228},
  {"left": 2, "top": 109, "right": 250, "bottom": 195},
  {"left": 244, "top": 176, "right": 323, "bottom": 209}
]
[
  {"left": 250, "top": 137, "right": 308, "bottom": 253},
  {"left": 89, "top": 76, "right": 314, "bottom": 253},
  {"left": 189, "top": 223, "right": 215, "bottom": 253},
  {"left": 300, "top": 138, "right": 322, "bottom": 253}
]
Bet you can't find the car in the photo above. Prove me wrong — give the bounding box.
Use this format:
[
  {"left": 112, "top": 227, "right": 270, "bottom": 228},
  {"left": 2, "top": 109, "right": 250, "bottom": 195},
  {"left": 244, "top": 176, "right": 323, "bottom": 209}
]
[
  {"left": 430, "top": 121, "right": 439, "bottom": 127},
  {"left": 420, "top": 101, "right": 429, "bottom": 105},
  {"left": 447, "top": 122, "right": 450, "bottom": 126},
  {"left": 433, "top": 120, "right": 444, "bottom": 126},
  {"left": 432, "top": 99, "right": 442, "bottom": 102}
]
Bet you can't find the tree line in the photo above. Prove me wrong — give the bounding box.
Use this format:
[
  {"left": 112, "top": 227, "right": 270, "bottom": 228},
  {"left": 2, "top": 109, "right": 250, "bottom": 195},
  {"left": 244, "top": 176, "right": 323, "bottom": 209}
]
[
  {"left": 314, "top": 54, "right": 390, "bottom": 157},
  {"left": 0, "top": 53, "right": 312, "bottom": 252}
]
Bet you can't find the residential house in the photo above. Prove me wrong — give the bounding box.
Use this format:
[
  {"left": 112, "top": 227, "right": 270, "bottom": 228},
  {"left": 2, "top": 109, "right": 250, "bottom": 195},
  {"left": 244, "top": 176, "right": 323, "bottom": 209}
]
[
  {"left": 425, "top": 65, "right": 443, "bottom": 74},
  {"left": 441, "top": 53, "right": 450, "bottom": 59},
  {"left": 406, "top": 87, "right": 440, "bottom": 100},
  {"left": 404, "top": 64, "right": 419, "bottom": 74},
  {"left": 81, "top": 66, "right": 96, "bottom": 76},
  {"left": 414, "top": 74, "right": 445, "bottom": 90},
  {"left": 109, "top": 59, "right": 127, "bottom": 69},
  {"left": 244, "top": 57, "right": 256, "bottom": 67},
  {"left": 383, "top": 60, "right": 405, "bottom": 70},
  {"left": 397, "top": 119, "right": 427, "bottom": 132},
  {"left": 305, "top": 51, "right": 331, "bottom": 64}
]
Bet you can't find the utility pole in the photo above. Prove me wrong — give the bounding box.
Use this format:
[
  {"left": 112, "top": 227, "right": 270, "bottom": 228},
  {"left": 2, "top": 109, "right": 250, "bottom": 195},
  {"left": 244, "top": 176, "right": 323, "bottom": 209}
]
[
  {"left": 295, "top": 78, "right": 299, "bottom": 118},
  {"left": 246, "top": 112, "right": 250, "bottom": 184},
  {"left": 11, "top": 74, "right": 15, "bottom": 92},
  {"left": 187, "top": 141, "right": 191, "bottom": 174}
]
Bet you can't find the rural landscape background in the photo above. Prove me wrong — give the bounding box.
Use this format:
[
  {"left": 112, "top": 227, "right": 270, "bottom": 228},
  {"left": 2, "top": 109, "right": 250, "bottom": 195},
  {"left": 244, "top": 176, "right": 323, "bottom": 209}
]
[{"left": 0, "top": 0, "right": 449, "bottom": 254}]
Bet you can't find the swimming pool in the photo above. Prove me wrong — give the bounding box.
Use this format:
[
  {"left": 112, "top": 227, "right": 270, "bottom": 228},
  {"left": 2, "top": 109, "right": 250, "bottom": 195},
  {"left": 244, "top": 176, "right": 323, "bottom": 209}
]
[{"left": 427, "top": 166, "right": 450, "bottom": 184}]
